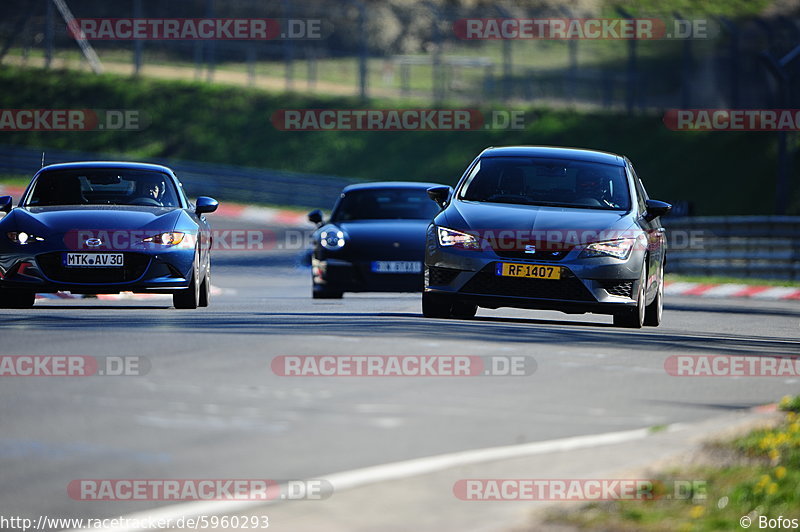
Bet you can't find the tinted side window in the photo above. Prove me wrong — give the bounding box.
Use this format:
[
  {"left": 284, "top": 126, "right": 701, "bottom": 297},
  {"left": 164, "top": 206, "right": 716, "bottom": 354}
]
[{"left": 628, "top": 165, "right": 647, "bottom": 214}]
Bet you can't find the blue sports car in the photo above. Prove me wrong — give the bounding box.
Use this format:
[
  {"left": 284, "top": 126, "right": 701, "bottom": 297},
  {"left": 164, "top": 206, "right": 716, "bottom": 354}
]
[{"left": 0, "top": 161, "right": 218, "bottom": 309}]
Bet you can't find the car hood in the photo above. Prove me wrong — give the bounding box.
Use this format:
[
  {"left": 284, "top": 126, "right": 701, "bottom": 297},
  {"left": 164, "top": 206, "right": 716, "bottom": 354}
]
[
  {"left": 1, "top": 206, "right": 184, "bottom": 241},
  {"left": 322, "top": 219, "right": 431, "bottom": 253},
  {"left": 440, "top": 200, "right": 636, "bottom": 243}
]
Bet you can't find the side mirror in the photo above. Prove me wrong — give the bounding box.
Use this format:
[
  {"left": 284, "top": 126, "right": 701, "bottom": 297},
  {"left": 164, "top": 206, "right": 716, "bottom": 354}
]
[
  {"left": 195, "top": 196, "right": 219, "bottom": 215},
  {"left": 426, "top": 186, "right": 453, "bottom": 209},
  {"left": 308, "top": 209, "right": 324, "bottom": 225},
  {"left": 644, "top": 199, "right": 672, "bottom": 221},
  {"left": 0, "top": 196, "right": 12, "bottom": 214}
]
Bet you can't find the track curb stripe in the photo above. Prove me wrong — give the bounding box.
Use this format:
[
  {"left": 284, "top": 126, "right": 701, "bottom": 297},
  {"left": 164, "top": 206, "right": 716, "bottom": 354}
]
[{"left": 665, "top": 281, "right": 800, "bottom": 300}]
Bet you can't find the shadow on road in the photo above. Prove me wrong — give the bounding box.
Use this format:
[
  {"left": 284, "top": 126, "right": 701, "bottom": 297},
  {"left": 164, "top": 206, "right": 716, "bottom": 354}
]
[{"left": 2, "top": 308, "right": 797, "bottom": 356}]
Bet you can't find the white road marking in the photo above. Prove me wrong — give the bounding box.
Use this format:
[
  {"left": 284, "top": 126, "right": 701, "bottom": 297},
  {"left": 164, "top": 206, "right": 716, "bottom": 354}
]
[{"left": 70, "top": 425, "right": 655, "bottom": 532}]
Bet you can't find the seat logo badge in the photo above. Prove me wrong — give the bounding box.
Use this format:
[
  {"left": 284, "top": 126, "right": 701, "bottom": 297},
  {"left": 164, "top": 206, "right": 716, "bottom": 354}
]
[
  {"left": 85, "top": 238, "right": 102, "bottom": 247},
  {"left": 524, "top": 244, "right": 536, "bottom": 254}
]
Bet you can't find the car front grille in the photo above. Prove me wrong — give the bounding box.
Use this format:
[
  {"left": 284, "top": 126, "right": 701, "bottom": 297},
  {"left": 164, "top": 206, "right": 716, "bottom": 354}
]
[
  {"left": 460, "top": 264, "right": 594, "bottom": 301},
  {"left": 427, "top": 266, "right": 461, "bottom": 286},
  {"left": 36, "top": 252, "right": 151, "bottom": 284},
  {"left": 597, "top": 279, "right": 634, "bottom": 298},
  {"left": 494, "top": 248, "right": 570, "bottom": 261}
]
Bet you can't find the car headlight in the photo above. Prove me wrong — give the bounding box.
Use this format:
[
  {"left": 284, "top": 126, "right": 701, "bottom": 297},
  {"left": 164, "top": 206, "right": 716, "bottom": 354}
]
[
  {"left": 7, "top": 232, "right": 45, "bottom": 245},
  {"left": 320, "top": 229, "right": 345, "bottom": 250},
  {"left": 580, "top": 238, "right": 635, "bottom": 259},
  {"left": 437, "top": 227, "right": 481, "bottom": 250},
  {"left": 142, "top": 232, "right": 185, "bottom": 246}
]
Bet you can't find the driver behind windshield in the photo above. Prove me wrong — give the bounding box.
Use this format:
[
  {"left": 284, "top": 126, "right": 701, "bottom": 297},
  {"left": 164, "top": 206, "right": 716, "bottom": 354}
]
[
  {"left": 460, "top": 158, "right": 631, "bottom": 210},
  {"left": 139, "top": 178, "right": 165, "bottom": 205},
  {"left": 574, "top": 168, "right": 624, "bottom": 209}
]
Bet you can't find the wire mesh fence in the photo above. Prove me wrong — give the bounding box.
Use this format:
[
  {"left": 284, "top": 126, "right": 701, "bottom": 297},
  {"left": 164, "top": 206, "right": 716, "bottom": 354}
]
[{"left": 2, "top": 0, "right": 799, "bottom": 110}]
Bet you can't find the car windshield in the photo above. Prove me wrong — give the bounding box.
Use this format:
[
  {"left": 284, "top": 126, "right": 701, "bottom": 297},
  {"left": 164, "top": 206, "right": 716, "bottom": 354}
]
[
  {"left": 332, "top": 188, "right": 441, "bottom": 222},
  {"left": 458, "top": 156, "right": 631, "bottom": 211},
  {"left": 26, "top": 169, "right": 181, "bottom": 207}
]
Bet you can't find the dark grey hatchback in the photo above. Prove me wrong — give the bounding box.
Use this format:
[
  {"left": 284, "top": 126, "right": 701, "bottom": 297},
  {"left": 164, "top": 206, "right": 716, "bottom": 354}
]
[{"left": 423, "top": 146, "right": 671, "bottom": 328}]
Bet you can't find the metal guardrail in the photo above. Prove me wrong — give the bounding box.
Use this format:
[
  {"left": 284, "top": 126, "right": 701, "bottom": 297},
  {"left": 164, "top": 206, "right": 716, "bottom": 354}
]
[
  {"left": 662, "top": 216, "right": 800, "bottom": 280},
  {"left": 0, "top": 143, "right": 356, "bottom": 210}
]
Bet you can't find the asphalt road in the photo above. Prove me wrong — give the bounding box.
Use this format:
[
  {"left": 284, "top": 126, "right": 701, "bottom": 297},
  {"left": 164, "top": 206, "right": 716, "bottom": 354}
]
[{"left": 1, "top": 219, "right": 798, "bottom": 528}]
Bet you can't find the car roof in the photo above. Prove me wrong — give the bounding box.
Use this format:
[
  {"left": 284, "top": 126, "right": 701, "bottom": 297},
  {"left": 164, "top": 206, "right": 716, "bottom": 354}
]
[
  {"left": 479, "top": 146, "right": 626, "bottom": 166},
  {"left": 36, "top": 161, "right": 175, "bottom": 174},
  {"left": 342, "top": 181, "right": 446, "bottom": 192}
]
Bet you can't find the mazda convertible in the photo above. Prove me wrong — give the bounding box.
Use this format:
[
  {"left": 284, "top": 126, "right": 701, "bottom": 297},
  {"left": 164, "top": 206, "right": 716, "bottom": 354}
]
[{"left": 0, "top": 161, "right": 218, "bottom": 309}]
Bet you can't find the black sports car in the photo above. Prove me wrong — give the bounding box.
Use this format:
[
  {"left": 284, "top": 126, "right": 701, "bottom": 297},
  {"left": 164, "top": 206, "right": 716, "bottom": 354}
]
[
  {"left": 423, "top": 146, "right": 671, "bottom": 328},
  {"left": 308, "top": 181, "right": 445, "bottom": 299},
  {"left": 0, "top": 161, "right": 218, "bottom": 309}
]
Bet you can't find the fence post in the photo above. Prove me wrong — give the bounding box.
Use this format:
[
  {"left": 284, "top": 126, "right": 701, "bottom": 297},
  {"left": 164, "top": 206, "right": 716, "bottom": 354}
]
[
  {"left": 133, "top": 0, "right": 143, "bottom": 75},
  {"left": 247, "top": 46, "right": 256, "bottom": 86},
  {"left": 307, "top": 48, "right": 317, "bottom": 91},
  {"left": 426, "top": 2, "right": 444, "bottom": 104},
  {"left": 616, "top": 7, "right": 637, "bottom": 115},
  {"left": 496, "top": 6, "right": 514, "bottom": 102},
  {"left": 205, "top": 0, "right": 215, "bottom": 82},
  {"left": 282, "top": 0, "right": 294, "bottom": 90},
  {"left": 356, "top": 0, "right": 367, "bottom": 100},
  {"left": 560, "top": 7, "right": 578, "bottom": 104},
  {"left": 44, "top": 0, "right": 54, "bottom": 68}
]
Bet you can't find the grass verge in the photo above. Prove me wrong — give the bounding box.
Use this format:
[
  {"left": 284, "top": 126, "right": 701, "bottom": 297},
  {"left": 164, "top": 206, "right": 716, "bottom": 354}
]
[
  {"left": 0, "top": 65, "right": 798, "bottom": 215},
  {"left": 546, "top": 396, "right": 800, "bottom": 531}
]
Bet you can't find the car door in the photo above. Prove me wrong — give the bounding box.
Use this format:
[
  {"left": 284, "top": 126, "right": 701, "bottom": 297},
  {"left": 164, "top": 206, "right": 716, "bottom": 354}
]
[
  {"left": 174, "top": 173, "right": 212, "bottom": 269},
  {"left": 629, "top": 163, "right": 665, "bottom": 296}
]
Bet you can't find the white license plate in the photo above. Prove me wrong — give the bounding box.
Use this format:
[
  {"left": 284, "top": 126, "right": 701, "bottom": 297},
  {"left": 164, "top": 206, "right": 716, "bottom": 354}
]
[
  {"left": 371, "top": 261, "right": 422, "bottom": 273},
  {"left": 64, "top": 253, "right": 124, "bottom": 268}
]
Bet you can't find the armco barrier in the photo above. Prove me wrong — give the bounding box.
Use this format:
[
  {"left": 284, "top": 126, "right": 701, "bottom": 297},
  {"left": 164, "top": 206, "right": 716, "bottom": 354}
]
[
  {"left": 0, "top": 143, "right": 355, "bottom": 210},
  {"left": 662, "top": 216, "right": 800, "bottom": 280}
]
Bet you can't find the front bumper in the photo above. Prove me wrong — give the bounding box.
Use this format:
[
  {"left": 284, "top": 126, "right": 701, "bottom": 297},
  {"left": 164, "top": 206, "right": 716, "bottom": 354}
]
[
  {"left": 0, "top": 248, "right": 195, "bottom": 294},
  {"left": 425, "top": 235, "right": 646, "bottom": 316},
  {"left": 312, "top": 257, "right": 424, "bottom": 293}
]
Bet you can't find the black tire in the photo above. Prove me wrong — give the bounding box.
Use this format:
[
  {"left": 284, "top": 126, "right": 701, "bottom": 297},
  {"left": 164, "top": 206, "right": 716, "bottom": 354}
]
[
  {"left": 174, "top": 260, "right": 200, "bottom": 309},
  {"left": 613, "top": 268, "right": 645, "bottom": 329},
  {"left": 0, "top": 289, "right": 35, "bottom": 309},
  {"left": 644, "top": 263, "right": 664, "bottom": 327},
  {"left": 198, "top": 271, "right": 210, "bottom": 308},
  {"left": 312, "top": 287, "right": 343, "bottom": 299},
  {"left": 451, "top": 300, "right": 477, "bottom": 319},
  {"left": 422, "top": 292, "right": 452, "bottom": 318}
]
